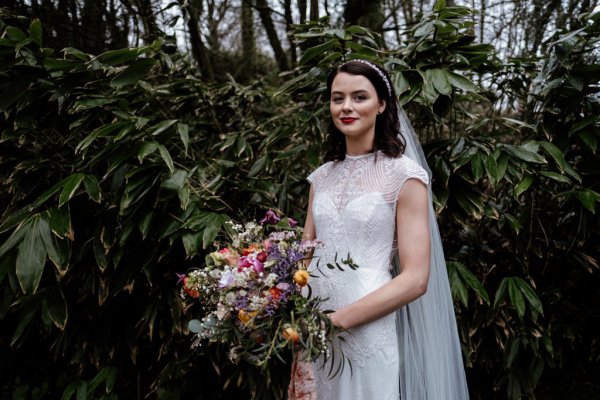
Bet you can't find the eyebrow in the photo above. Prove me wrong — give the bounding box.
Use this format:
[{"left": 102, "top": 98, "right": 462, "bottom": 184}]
[{"left": 331, "top": 89, "right": 370, "bottom": 95}]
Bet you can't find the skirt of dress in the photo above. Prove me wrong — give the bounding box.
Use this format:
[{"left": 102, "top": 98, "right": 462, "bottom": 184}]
[{"left": 311, "top": 310, "right": 400, "bottom": 400}]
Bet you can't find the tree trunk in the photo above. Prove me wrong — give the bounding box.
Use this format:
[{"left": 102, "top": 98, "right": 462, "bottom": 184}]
[
  {"left": 56, "top": 0, "right": 74, "bottom": 46},
  {"left": 284, "top": 0, "right": 297, "bottom": 67},
  {"left": 106, "top": 0, "right": 128, "bottom": 48},
  {"left": 131, "top": 0, "right": 161, "bottom": 43},
  {"left": 80, "top": 0, "right": 106, "bottom": 53},
  {"left": 343, "top": 0, "right": 384, "bottom": 33},
  {"left": 529, "top": 0, "right": 561, "bottom": 55},
  {"left": 256, "top": 0, "right": 289, "bottom": 71},
  {"left": 401, "top": 0, "right": 414, "bottom": 27},
  {"left": 310, "top": 0, "right": 319, "bottom": 20},
  {"left": 298, "top": 0, "right": 307, "bottom": 24},
  {"left": 241, "top": 0, "right": 257, "bottom": 78},
  {"left": 178, "top": 0, "right": 214, "bottom": 79}
]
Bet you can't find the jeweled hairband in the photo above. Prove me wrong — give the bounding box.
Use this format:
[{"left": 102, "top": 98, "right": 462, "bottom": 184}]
[{"left": 342, "top": 59, "right": 392, "bottom": 97}]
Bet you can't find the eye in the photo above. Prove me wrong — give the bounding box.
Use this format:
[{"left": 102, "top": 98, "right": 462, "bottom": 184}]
[
  {"left": 354, "top": 94, "right": 367, "bottom": 101},
  {"left": 331, "top": 96, "right": 343, "bottom": 103}
]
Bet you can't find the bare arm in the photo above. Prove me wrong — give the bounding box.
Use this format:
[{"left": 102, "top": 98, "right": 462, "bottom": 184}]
[
  {"left": 329, "top": 179, "right": 431, "bottom": 329},
  {"left": 302, "top": 185, "right": 317, "bottom": 268}
]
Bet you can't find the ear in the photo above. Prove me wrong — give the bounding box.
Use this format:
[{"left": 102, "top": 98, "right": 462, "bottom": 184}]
[{"left": 378, "top": 100, "right": 386, "bottom": 114}]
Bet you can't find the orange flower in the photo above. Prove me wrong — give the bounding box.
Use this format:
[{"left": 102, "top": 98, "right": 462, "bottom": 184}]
[
  {"left": 269, "top": 287, "right": 282, "bottom": 301},
  {"left": 242, "top": 244, "right": 260, "bottom": 256},
  {"left": 282, "top": 324, "right": 300, "bottom": 342},
  {"left": 238, "top": 309, "right": 258, "bottom": 325},
  {"left": 293, "top": 270, "right": 309, "bottom": 287},
  {"left": 183, "top": 277, "right": 200, "bottom": 298}
]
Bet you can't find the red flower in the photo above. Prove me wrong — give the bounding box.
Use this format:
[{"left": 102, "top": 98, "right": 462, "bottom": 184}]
[
  {"left": 183, "top": 277, "right": 200, "bottom": 298},
  {"left": 257, "top": 251, "right": 267, "bottom": 263}
]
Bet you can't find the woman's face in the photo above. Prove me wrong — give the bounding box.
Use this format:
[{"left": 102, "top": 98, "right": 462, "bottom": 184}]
[{"left": 330, "top": 72, "right": 385, "bottom": 142}]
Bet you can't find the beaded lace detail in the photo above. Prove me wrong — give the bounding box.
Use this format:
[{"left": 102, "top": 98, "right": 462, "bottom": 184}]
[{"left": 306, "top": 152, "right": 429, "bottom": 400}]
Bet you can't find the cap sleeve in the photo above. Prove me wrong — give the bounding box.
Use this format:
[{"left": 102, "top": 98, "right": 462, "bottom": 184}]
[
  {"left": 396, "top": 156, "right": 429, "bottom": 193},
  {"left": 307, "top": 162, "right": 333, "bottom": 189}
]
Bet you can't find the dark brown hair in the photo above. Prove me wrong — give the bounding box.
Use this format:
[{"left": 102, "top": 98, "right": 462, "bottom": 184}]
[{"left": 324, "top": 60, "right": 405, "bottom": 161}]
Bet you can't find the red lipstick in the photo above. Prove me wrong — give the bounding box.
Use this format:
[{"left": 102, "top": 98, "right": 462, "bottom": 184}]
[{"left": 340, "top": 117, "right": 357, "bottom": 123}]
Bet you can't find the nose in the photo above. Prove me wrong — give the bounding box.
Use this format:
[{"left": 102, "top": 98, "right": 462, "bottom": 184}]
[{"left": 342, "top": 97, "right": 353, "bottom": 112}]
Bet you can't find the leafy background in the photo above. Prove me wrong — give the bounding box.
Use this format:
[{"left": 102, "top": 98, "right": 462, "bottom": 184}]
[{"left": 1, "top": 2, "right": 599, "bottom": 399}]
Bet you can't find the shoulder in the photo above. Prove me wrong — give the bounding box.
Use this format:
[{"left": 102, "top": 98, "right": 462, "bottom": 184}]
[
  {"left": 388, "top": 155, "right": 430, "bottom": 187},
  {"left": 307, "top": 161, "right": 335, "bottom": 187},
  {"left": 382, "top": 155, "right": 429, "bottom": 189}
]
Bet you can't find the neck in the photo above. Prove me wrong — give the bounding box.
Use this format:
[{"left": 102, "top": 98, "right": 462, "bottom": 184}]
[{"left": 345, "top": 133, "right": 375, "bottom": 156}]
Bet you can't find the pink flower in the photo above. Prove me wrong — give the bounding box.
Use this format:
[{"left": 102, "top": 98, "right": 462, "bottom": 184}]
[
  {"left": 260, "top": 209, "right": 280, "bottom": 225},
  {"left": 238, "top": 256, "right": 252, "bottom": 271},
  {"left": 237, "top": 256, "right": 264, "bottom": 273},
  {"left": 219, "top": 247, "right": 240, "bottom": 266},
  {"left": 288, "top": 217, "right": 298, "bottom": 228}
]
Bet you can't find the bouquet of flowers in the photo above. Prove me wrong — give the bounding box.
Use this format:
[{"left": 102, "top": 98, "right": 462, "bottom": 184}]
[{"left": 178, "top": 209, "right": 357, "bottom": 377}]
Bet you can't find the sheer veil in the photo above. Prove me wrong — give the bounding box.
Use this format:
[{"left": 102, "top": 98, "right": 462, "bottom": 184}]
[{"left": 393, "top": 108, "right": 470, "bottom": 399}]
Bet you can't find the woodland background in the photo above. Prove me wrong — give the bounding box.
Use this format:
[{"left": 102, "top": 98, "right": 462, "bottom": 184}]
[{"left": 0, "top": 0, "right": 599, "bottom": 399}]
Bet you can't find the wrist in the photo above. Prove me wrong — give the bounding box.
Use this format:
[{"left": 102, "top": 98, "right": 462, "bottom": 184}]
[{"left": 330, "top": 310, "right": 349, "bottom": 330}]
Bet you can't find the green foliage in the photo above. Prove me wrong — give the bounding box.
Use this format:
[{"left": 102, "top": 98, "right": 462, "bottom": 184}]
[
  {"left": 1, "top": 4, "right": 599, "bottom": 400},
  {"left": 276, "top": 6, "right": 600, "bottom": 399},
  {"left": 0, "top": 15, "right": 301, "bottom": 399}
]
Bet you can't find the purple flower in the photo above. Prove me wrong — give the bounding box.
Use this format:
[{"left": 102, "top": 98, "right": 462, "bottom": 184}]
[
  {"left": 218, "top": 271, "right": 234, "bottom": 288},
  {"left": 260, "top": 209, "right": 280, "bottom": 225},
  {"left": 176, "top": 273, "right": 186, "bottom": 284},
  {"left": 288, "top": 217, "right": 298, "bottom": 228}
]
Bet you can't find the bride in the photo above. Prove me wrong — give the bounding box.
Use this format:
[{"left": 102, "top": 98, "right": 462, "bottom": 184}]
[{"left": 288, "top": 60, "right": 469, "bottom": 400}]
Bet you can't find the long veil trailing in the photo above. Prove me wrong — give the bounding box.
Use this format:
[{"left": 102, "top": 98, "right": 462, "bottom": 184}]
[{"left": 393, "top": 108, "right": 470, "bottom": 399}]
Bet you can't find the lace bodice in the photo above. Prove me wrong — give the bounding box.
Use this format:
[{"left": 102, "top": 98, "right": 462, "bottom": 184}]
[
  {"left": 306, "top": 152, "right": 429, "bottom": 400},
  {"left": 307, "top": 152, "right": 429, "bottom": 277}
]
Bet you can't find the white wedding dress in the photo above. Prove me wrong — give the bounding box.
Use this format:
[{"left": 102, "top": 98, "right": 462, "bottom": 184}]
[{"left": 306, "top": 151, "right": 429, "bottom": 400}]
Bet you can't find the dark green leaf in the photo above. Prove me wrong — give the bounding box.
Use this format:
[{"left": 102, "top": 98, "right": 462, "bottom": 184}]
[
  {"left": 59, "top": 174, "right": 85, "bottom": 207},
  {"left": 161, "top": 170, "right": 187, "bottom": 191},
  {"left": 0, "top": 221, "right": 29, "bottom": 259},
  {"left": 494, "top": 278, "right": 508, "bottom": 308},
  {"left": 577, "top": 190, "right": 599, "bottom": 213},
  {"left": 431, "top": 69, "right": 452, "bottom": 95},
  {"left": 446, "top": 71, "right": 479, "bottom": 92},
  {"left": 75, "top": 121, "right": 131, "bottom": 153},
  {"left": 178, "top": 123, "right": 190, "bottom": 154},
  {"left": 157, "top": 144, "right": 175, "bottom": 173},
  {"left": 539, "top": 171, "right": 571, "bottom": 184},
  {"left": 110, "top": 58, "right": 156, "bottom": 87},
  {"left": 514, "top": 176, "right": 533, "bottom": 198},
  {"left": 16, "top": 219, "right": 47, "bottom": 294},
  {"left": 150, "top": 119, "right": 178, "bottom": 136},
  {"left": 451, "top": 261, "right": 490, "bottom": 304},
  {"left": 507, "top": 278, "right": 526, "bottom": 319},
  {"left": 504, "top": 145, "right": 546, "bottom": 164},
  {"left": 138, "top": 141, "right": 159, "bottom": 163},
  {"left": 44, "top": 287, "right": 68, "bottom": 330},
  {"left": 46, "top": 206, "right": 72, "bottom": 239},
  {"left": 83, "top": 175, "right": 101, "bottom": 202},
  {"left": 95, "top": 47, "right": 140, "bottom": 65},
  {"left": 72, "top": 98, "right": 118, "bottom": 113},
  {"left": 299, "top": 39, "right": 337, "bottom": 65},
  {"left": 515, "top": 277, "right": 543, "bottom": 317},
  {"left": 249, "top": 155, "right": 270, "bottom": 177},
  {"left": 29, "top": 19, "right": 42, "bottom": 46},
  {"left": 578, "top": 131, "right": 598, "bottom": 152},
  {"left": 182, "top": 231, "right": 202, "bottom": 256}
]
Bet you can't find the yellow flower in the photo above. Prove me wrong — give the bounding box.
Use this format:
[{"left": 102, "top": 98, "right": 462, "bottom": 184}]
[
  {"left": 238, "top": 309, "right": 258, "bottom": 325},
  {"left": 293, "top": 269, "right": 309, "bottom": 287}
]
